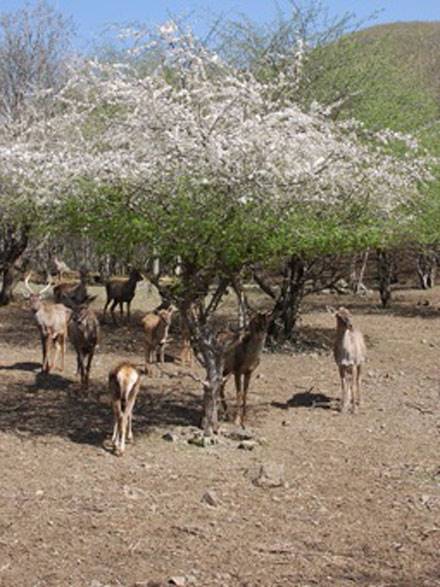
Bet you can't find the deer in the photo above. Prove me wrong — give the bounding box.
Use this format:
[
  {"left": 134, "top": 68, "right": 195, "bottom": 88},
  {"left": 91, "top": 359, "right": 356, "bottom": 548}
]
[
  {"left": 103, "top": 268, "right": 143, "bottom": 323},
  {"left": 109, "top": 362, "right": 142, "bottom": 456},
  {"left": 53, "top": 266, "right": 89, "bottom": 305},
  {"left": 24, "top": 274, "right": 72, "bottom": 373},
  {"left": 67, "top": 297, "right": 100, "bottom": 389},
  {"left": 328, "top": 306, "right": 367, "bottom": 414},
  {"left": 219, "top": 311, "right": 270, "bottom": 427},
  {"left": 142, "top": 306, "right": 175, "bottom": 374}
]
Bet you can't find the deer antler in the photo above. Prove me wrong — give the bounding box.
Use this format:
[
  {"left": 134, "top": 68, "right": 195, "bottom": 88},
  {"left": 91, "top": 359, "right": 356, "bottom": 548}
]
[{"left": 24, "top": 273, "right": 35, "bottom": 294}]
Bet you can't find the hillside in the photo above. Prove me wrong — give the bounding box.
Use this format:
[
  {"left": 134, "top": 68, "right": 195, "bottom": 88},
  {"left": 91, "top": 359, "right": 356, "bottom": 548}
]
[{"left": 359, "top": 21, "right": 440, "bottom": 100}]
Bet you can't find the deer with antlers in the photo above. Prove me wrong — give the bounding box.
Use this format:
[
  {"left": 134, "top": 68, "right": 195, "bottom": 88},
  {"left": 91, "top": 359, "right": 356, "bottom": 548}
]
[{"left": 24, "top": 274, "right": 72, "bottom": 373}]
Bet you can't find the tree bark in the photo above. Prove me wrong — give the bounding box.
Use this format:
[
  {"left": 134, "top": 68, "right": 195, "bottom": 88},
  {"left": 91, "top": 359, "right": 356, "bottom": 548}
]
[
  {"left": 416, "top": 251, "right": 437, "bottom": 290},
  {"left": 266, "top": 255, "right": 306, "bottom": 345},
  {"left": 0, "top": 225, "right": 30, "bottom": 305}
]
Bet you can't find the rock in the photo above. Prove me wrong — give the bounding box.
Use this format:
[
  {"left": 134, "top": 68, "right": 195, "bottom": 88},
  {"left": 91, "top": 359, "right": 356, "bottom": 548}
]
[
  {"left": 168, "top": 576, "right": 186, "bottom": 586},
  {"left": 223, "top": 427, "right": 255, "bottom": 442},
  {"left": 253, "top": 463, "right": 285, "bottom": 488},
  {"left": 201, "top": 489, "right": 221, "bottom": 507},
  {"left": 162, "top": 432, "right": 178, "bottom": 442},
  {"left": 188, "top": 435, "right": 217, "bottom": 448},
  {"left": 238, "top": 440, "right": 257, "bottom": 451}
]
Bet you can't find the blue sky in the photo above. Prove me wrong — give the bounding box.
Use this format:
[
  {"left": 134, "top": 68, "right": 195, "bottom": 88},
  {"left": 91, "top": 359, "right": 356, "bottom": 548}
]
[{"left": 1, "top": 0, "right": 439, "bottom": 48}]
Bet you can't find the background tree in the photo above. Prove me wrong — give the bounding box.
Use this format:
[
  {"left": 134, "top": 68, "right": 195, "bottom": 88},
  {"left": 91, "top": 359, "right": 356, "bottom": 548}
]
[{"left": 0, "top": 0, "right": 74, "bottom": 304}]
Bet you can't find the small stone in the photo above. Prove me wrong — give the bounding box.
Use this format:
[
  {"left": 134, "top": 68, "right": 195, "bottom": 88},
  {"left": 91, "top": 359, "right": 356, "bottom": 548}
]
[
  {"left": 162, "top": 432, "right": 177, "bottom": 442},
  {"left": 253, "top": 463, "right": 285, "bottom": 488},
  {"left": 201, "top": 489, "right": 221, "bottom": 507},
  {"left": 188, "top": 435, "right": 217, "bottom": 448},
  {"left": 238, "top": 440, "right": 257, "bottom": 451},
  {"left": 168, "top": 576, "right": 186, "bottom": 586}
]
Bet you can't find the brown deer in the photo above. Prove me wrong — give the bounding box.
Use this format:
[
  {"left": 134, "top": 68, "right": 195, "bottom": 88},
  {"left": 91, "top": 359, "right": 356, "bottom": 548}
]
[
  {"left": 53, "top": 267, "right": 89, "bottom": 305},
  {"left": 328, "top": 306, "right": 367, "bottom": 414},
  {"left": 103, "top": 268, "right": 143, "bottom": 323},
  {"left": 67, "top": 297, "right": 100, "bottom": 389},
  {"left": 142, "top": 306, "right": 175, "bottom": 374},
  {"left": 109, "top": 362, "right": 142, "bottom": 456},
  {"left": 24, "top": 275, "right": 72, "bottom": 373},
  {"left": 219, "top": 312, "right": 270, "bottom": 427}
]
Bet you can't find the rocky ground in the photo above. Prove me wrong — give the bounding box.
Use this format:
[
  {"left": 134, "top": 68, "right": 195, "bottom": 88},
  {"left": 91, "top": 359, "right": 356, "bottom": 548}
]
[{"left": 0, "top": 284, "right": 439, "bottom": 586}]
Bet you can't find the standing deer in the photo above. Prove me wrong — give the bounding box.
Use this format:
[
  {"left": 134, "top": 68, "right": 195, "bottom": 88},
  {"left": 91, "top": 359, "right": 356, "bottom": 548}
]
[
  {"left": 67, "top": 297, "right": 100, "bottom": 389},
  {"left": 219, "top": 312, "right": 270, "bottom": 427},
  {"left": 329, "top": 306, "right": 367, "bottom": 414},
  {"left": 53, "top": 266, "right": 89, "bottom": 305},
  {"left": 109, "top": 362, "right": 142, "bottom": 456},
  {"left": 24, "top": 275, "right": 71, "bottom": 373},
  {"left": 142, "top": 306, "right": 175, "bottom": 374},
  {"left": 103, "top": 268, "right": 143, "bottom": 323}
]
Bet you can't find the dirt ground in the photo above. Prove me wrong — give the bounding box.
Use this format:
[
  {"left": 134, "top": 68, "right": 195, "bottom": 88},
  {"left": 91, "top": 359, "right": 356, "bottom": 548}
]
[{"left": 0, "top": 283, "right": 439, "bottom": 587}]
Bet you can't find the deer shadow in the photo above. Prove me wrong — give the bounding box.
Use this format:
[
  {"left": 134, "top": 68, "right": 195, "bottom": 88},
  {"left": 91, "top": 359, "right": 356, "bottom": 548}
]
[
  {"left": 272, "top": 390, "right": 335, "bottom": 411},
  {"left": 0, "top": 361, "right": 41, "bottom": 372}
]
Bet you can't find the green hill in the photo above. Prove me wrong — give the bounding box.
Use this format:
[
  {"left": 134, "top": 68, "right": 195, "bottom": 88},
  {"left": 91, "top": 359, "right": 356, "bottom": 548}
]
[{"left": 302, "top": 21, "right": 440, "bottom": 145}]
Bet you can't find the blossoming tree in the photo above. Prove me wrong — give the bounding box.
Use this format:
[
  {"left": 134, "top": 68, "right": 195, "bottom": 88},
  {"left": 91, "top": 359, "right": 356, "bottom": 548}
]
[{"left": 0, "top": 24, "right": 431, "bottom": 432}]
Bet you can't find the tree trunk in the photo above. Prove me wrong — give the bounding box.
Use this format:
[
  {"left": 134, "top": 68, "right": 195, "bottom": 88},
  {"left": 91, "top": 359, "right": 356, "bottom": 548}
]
[
  {"left": 267, "top": 255, "right": 306, "bottom": 345},
  {"left": 0, "top": 225, "right": 30, "bottom": 305},
  {"left": 183, "top": 309, "right": 225, "bottom": 436},
  {"left": 376, "top": 249, "right": 393, "bottom": 308},
  {"left": 416, "top": 251, "right": 436, "bottom": 290},
  {"left": 349, "top": 249, "right": 369, "bottom": 294}
]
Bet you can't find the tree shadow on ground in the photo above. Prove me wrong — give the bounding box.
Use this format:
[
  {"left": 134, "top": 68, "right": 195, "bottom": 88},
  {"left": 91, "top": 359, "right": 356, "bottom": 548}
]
[{"left": 0, "top": 373, "right": 202, "bottom": 447}]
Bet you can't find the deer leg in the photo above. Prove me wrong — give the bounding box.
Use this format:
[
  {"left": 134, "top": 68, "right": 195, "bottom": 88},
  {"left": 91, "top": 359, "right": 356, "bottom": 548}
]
[
  {"left": 126, "top": 302, "right": 131, "bottom": 322},
  {"left": 354, "top": 364, "right": 362, "bottom": 412},
  {"left": 112, "top": 400, "right": 124, "bottom": 455},
  {"left": 110, "top": 300, "right": 118, "bottom": 324},
  {"left": 119, "top": 302, "right": 124, "bottom": 321},
  {"left": 126, "top": 382, "right": 140, "bottom": 443},
  {"left": 219, "top": 378, "right": 229, "bottom": 419},
  {"left": 85, "top": 351, "right": 94, "bottom": 388},
  {"left": 49, "top": 337, "right": 59, "bottom": 373},
  {"left": 339, "top": 366, "right": 349, "bottom": 413},
  {"left": 159, "top": 342, "right": 165, "bottom": 364},
  {"left": 234, "top": 372, "right": 243, "bottom": 426},
  {"left": 241, "top": 371, "right": 252, "bottom": 428},
  {"left": 60, "top": 333, "right": 66, "bottom": 372},
  {"left": 40, "top": 334, "right": 49, "bottom": 373},
  {"left": 103, "top": 298, "right": 110, "bottom": 320}
]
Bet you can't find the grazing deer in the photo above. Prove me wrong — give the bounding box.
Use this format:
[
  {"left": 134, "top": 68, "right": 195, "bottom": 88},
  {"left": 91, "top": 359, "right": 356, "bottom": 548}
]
[
  {"left": 142, "top": 306, "right": 175, "bottom": 374},
  {"left": 109, "top": 362, "right": 142, "bottom": 456},
  {"left": 103, "top": 268, "right": 143, "bottom": 323},
  {"left": 329, "top": 306, "right": 367, "bottom": 414},
  {"left": 24, "top": 275, "right": 71, "bottom": 373},
  {"left": 219, "top": 312, "right": 270, "bottom": 427},
  {"left": 53, "top": 267, "right": 89, "bottom": 305},
  {"left": 67, "top": 297, "right": 100, "bottom": 389}
]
